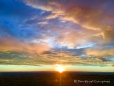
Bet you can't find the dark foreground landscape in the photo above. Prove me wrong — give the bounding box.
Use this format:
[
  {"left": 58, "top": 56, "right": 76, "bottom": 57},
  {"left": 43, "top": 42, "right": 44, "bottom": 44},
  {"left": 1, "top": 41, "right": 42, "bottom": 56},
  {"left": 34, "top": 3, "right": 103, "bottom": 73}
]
[{"left": 0, "top": 72, "right": 114, "bottom": 86}]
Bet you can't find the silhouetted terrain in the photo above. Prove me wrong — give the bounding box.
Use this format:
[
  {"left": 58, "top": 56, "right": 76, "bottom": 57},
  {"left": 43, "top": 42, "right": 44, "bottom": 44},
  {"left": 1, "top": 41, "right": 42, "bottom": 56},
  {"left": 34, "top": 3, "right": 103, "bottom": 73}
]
[{"left": 0, "top": 72, "right": 114, "bottom": 86}]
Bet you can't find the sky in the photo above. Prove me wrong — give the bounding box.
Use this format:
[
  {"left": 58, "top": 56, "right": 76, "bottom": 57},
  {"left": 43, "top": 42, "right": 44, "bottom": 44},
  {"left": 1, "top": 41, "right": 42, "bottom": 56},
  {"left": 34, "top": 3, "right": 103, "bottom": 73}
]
[{"left": 0, "top": 0, "right": 114, "bottom": 72}]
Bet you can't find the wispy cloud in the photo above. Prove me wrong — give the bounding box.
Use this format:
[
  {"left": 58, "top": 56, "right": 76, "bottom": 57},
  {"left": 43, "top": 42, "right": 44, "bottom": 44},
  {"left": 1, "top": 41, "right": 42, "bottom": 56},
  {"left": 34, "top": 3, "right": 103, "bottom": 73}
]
[{"left": 0, "top": 37, "right": 50, "bottom": 53}]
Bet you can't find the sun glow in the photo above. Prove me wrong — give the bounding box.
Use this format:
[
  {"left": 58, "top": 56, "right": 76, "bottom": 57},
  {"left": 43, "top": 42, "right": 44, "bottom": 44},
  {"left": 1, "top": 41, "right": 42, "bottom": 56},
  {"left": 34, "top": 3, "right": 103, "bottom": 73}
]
[{"left": 55, "top": 65, "right": 65, "bottom": 73}]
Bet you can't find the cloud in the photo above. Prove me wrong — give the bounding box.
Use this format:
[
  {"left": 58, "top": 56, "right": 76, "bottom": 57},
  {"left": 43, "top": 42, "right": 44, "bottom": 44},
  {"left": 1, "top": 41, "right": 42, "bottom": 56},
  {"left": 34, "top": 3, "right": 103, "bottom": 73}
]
[
  {"left": 38, "top": 21, "right": 48, "bottom": 24},
  {"left": 102, "top": 27, "right": 114, "bottom": 42},
  {"left": 23, "top": 0, "right": 114, "bottom": 44},
  {"left": 46, "top": 13, "right": 60, "bottom": 20},
  {"left": 109, "top": 63, "right": 114, "bottom": 66},
  {"left": 0, "top": 48, "right": 113, "bottom": 66},
  {"left": 54, "top": 30, "right": 84, "bottom": 47},
  {"left": 85, "top": 48, "right": 114, "bottom": 56},
  {"left": 0, "top": 37, "right": 50, "bottom": 53}
]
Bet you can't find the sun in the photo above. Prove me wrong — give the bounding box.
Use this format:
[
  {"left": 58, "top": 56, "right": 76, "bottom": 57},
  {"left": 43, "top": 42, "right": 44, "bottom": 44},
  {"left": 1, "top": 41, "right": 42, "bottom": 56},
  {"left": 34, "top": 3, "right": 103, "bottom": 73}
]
[
  {"left": 55, "top": 65, "right": 65, "bottom": 73},
  {"left": 57, "top": 66, "right": 63, "bottom": 73}
]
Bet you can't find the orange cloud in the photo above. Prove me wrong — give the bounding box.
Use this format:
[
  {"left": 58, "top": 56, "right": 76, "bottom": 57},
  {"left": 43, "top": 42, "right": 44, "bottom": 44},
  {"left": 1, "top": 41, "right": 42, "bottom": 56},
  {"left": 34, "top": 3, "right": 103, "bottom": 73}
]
[
  {"left": 0, "top": 37, "right": 50, "bottom": 53},
  {"left": 86, "top": 48, "right": 114, "bottom": 56}
]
